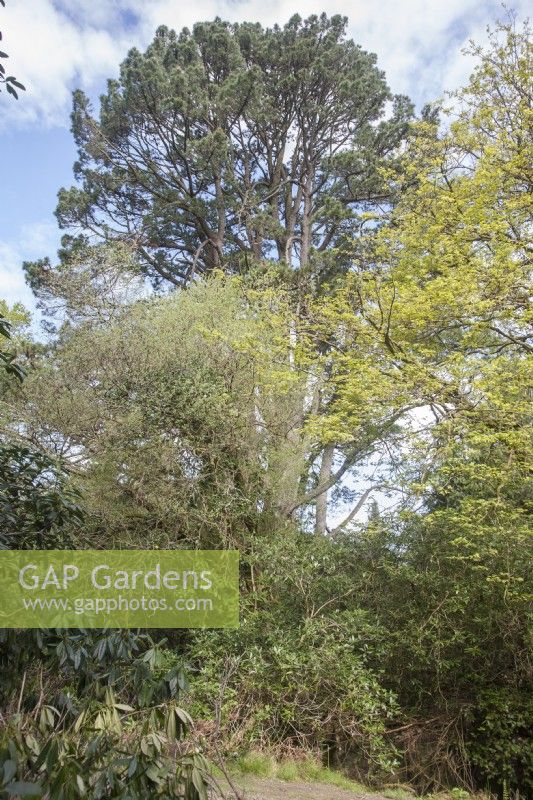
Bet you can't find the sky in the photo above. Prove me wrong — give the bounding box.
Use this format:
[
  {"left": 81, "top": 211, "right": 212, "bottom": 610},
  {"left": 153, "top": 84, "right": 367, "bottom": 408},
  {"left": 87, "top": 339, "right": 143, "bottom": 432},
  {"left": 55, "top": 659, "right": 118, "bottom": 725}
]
[{"left": 0, "top": 0, "right": 528, "bottom": 319}]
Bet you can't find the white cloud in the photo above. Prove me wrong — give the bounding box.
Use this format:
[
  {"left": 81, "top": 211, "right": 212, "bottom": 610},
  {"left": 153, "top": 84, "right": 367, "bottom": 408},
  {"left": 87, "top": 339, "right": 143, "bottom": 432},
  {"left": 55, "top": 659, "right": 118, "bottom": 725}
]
[
  {"left": 0, "top": 240, "right": 36, "bottom": 311},
  {"left": 0, "top": 220, "right": 59, "bottom": 319},
  {"left": 2, "top": 0, "right": 137, "bottom": 127},
  {"left": 18, "top": 220, "right": 60, "bottom": 258},
  {"left": 2, "top": 0, "right": 530, "bottom": 129}
]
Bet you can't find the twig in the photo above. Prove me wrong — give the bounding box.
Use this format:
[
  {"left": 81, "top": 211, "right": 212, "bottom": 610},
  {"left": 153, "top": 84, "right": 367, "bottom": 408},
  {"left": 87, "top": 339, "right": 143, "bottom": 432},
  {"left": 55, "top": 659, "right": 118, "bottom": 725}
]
[{"left": 16, "top": 670, "right": 27, "bottom": 714}]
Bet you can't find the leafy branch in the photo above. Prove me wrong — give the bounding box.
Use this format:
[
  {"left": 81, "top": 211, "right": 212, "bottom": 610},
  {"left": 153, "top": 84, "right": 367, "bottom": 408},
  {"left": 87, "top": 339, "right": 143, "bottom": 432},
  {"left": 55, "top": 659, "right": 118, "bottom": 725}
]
[{"left": 0, "top": 0, "right": 25, "bottom": 99}]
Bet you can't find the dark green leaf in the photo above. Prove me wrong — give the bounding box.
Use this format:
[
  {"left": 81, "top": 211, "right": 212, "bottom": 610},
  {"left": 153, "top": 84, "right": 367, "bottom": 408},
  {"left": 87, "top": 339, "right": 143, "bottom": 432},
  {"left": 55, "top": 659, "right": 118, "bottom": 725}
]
[{"left": 4, "top": 782, "right": 43, "bottom": 798}]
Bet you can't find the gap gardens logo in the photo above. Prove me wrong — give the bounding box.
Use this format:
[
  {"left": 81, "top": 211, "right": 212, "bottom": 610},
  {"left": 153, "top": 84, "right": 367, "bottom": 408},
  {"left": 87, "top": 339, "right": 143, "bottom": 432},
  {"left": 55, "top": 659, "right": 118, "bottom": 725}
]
[{"left": 0, "top": 550, "right": 239, "bottom": 629}]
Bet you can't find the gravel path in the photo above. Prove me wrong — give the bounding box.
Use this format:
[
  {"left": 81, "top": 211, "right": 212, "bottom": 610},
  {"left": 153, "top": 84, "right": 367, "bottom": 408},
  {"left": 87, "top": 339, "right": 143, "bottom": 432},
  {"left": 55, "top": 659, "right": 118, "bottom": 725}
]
[{"left": 220, "top": 776, "right": 391, "bottom": 800}]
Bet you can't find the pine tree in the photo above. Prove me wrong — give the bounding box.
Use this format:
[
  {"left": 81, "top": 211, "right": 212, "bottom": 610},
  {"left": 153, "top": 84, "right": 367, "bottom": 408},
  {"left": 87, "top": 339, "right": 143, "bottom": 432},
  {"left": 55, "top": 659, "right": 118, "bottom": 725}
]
[{"left": 26, "top": 14, "right": 412, "bottom": 293}]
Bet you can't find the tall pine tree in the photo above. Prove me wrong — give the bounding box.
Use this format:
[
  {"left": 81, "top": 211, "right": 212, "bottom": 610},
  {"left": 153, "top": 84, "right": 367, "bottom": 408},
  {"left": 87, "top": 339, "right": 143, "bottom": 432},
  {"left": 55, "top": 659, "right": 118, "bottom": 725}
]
[{"left": 26, "top": 14, "right": 413, "bottom": 292}]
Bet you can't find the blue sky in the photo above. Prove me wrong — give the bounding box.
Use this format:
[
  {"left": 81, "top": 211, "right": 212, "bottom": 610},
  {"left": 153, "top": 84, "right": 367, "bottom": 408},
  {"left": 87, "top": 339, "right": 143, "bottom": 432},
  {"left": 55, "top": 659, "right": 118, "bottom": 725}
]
[{"left": 0, "top": 0, "right": 528, "bottom": 320}]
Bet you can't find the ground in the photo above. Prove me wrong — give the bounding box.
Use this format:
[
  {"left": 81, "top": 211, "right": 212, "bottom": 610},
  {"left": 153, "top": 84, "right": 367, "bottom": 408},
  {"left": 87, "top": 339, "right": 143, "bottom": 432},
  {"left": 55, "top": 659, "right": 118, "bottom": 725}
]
[{"left": 216, "top": 776, "right": 393, "bottom": 800}]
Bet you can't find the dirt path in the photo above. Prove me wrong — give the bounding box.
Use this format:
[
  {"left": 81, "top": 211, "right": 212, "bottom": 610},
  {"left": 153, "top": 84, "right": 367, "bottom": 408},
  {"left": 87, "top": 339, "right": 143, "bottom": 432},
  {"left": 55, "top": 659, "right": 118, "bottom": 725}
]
[{"left": 225, "top": 776, "right": 389, "bottom": 800}]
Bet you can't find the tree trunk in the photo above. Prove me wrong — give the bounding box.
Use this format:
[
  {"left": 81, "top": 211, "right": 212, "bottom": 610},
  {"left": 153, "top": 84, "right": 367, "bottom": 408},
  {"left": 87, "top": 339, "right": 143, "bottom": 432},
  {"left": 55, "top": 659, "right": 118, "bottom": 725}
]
[{"left": 314, "top": 442, "right": 335, "bottom": 534}]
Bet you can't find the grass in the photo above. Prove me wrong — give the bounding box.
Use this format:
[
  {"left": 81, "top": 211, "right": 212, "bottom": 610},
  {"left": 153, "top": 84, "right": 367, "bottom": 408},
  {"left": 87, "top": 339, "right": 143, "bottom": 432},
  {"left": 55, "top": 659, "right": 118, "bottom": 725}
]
[
  {"left": 231, "top": 750, "right": 277, "bottom": 778},
  {"left": 228, "top": 753, "right": 485, "bottom": 800},
  {"left": 276, "top": 760, "right": 300, "bottom": 781},
  {"left": 230, "top": 750, "right": 371, "bottom": 793},
  {"left": 298, "top": 760, "right": 369, "bottom": 792}
]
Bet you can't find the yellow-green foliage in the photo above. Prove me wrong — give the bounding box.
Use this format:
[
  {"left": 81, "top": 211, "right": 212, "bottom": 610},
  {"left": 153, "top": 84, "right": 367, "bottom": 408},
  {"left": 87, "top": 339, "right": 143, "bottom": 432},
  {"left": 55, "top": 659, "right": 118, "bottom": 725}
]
[
  {"left": 303, "top": 21, "right": 531, "bottom": 452},
  {"left": 10, "top": 275, "right": 306, "bottom": 549}
]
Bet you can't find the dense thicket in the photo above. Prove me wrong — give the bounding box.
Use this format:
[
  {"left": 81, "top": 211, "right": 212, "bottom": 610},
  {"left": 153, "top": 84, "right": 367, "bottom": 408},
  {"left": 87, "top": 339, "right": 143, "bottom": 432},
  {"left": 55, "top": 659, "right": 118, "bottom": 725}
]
[{"left": 1, "top": 14, "right": 531, "bottom": 800}]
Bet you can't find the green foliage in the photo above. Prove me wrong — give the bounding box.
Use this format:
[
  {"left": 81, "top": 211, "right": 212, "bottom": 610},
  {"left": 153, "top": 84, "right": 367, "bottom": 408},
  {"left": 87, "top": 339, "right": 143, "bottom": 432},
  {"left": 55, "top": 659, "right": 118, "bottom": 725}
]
[
  {"left": 0, "top": 306, "right": 82, "bottom": 550},
  {"left": 10, "top": 276, "right": 305, "bottom": 548},
  {"left": 294, "top": 28, "right": 532, "bottom": 794},
  {"left": 188, "top": 532, "right": 399, "bottom": 780},
  {"left": 27, "top": 13, "right": 413, "bottom": 293},
  {"left": 0, "top": 444, "right": 83, "bottom": 549},
  {"left": 467, "top": 690, "right": 533, "bottom": 797},
  {"left": 0, "top": 631, "right": 210, "bottom": 799},
  {"left": 0, "top": 312, "right": 26, "bottom": 383},
  {"left": 1, "top": 13, "right": 531, "bottom": 800},
  {"left": 22, "top": 242, "right": 147, "bottom": 332}
]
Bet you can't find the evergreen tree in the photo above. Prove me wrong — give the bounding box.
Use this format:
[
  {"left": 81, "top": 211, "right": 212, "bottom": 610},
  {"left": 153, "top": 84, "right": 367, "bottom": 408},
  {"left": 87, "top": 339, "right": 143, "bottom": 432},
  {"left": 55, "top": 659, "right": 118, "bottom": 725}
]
[{"left": 25, "top": 14, "right": 412, "bottom": 293}]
